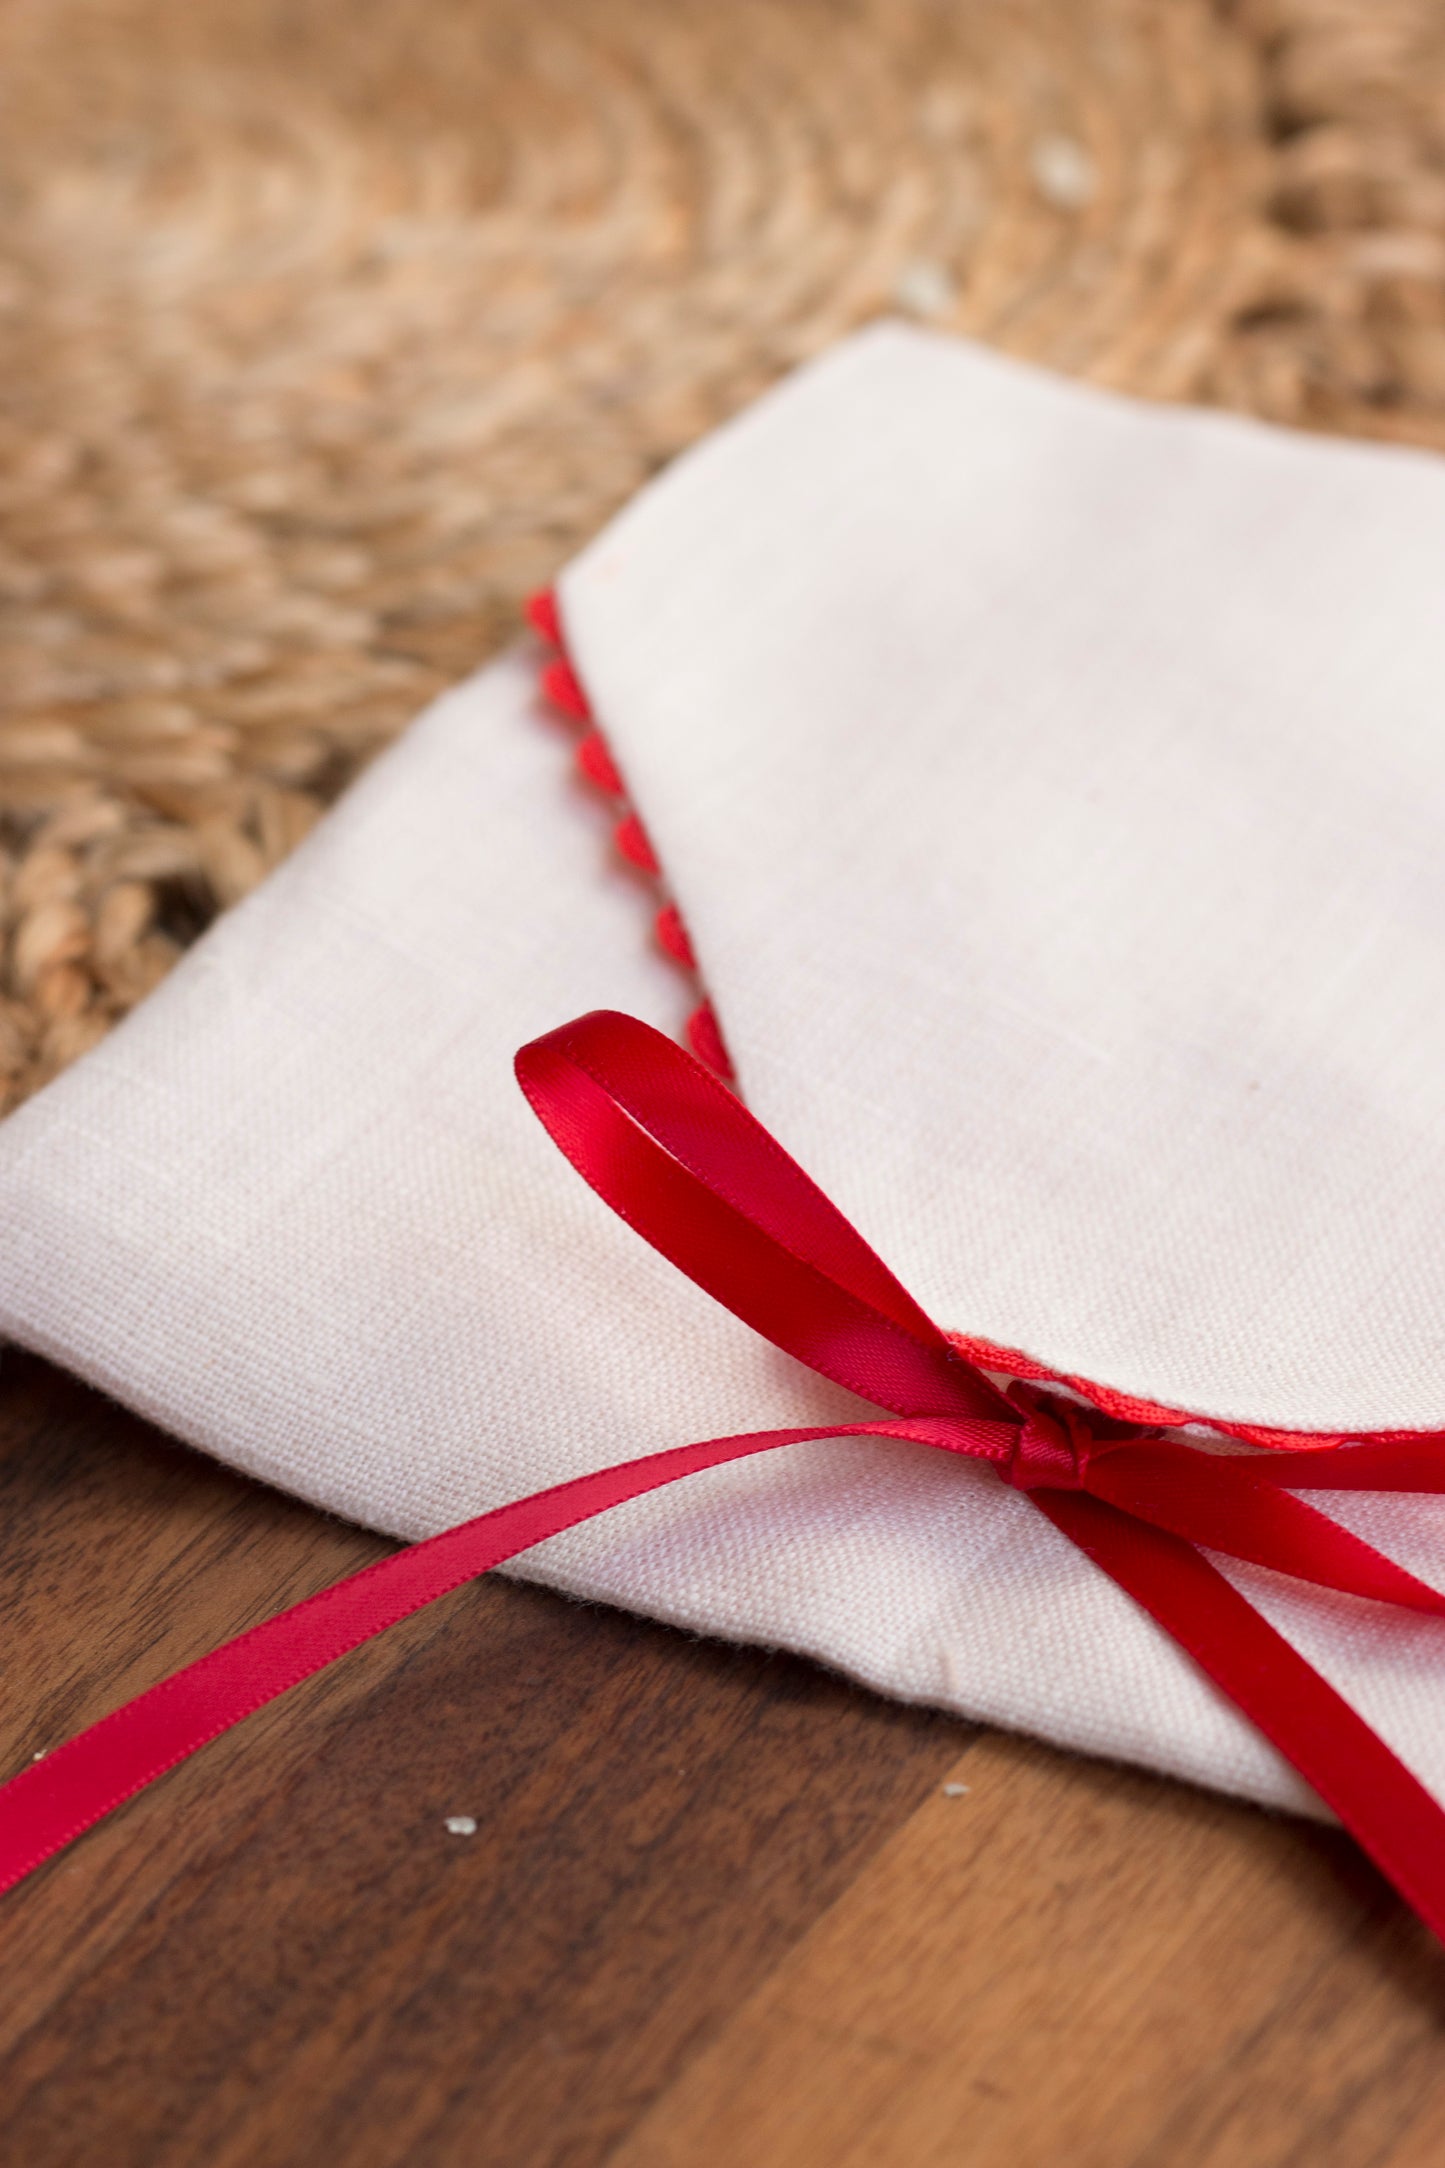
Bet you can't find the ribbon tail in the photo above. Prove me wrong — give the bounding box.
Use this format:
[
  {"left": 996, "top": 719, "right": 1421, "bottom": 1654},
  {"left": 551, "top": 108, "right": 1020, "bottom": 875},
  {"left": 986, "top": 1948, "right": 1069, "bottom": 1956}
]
[
  {"left": 1035, "top": 1487, "right": 1445, "bottom": 1944},
  {"left": 1083, "top": 1442, "right": 1445, "bottom": 1617},
  {"left": 0, "top": 1424, "right": 863, "bottom": 1901},
  {"left": 1252, "top": 1440, "right": 1445, "bottom": 1491}
]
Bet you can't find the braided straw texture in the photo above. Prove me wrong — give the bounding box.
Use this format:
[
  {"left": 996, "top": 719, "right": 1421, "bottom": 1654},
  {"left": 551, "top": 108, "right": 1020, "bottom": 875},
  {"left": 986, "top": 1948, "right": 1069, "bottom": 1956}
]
[{"left": 0, "top": 0, "right": 1441, "bottom": 1111}]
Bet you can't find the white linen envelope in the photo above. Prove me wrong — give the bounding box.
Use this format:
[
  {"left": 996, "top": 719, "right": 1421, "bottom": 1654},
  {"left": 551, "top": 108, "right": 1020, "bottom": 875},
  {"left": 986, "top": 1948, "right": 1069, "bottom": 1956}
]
[{"left": 7, "top": 322, "right": 1445, "bottom": 1821}]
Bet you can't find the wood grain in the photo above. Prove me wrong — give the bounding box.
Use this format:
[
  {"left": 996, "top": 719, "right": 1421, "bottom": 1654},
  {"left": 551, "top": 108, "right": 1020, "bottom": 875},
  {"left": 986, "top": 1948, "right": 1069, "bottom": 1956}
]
[
  {"left": 4, "top": 1353, "right": 1445, "bottom": 2166},
  {"left": 0, "top": 1354, "right": 962, "bottom": 2166},
  {"left": 613, "top": 1735, "right": 1445, "bottom": 2168},
  {"left": 5, "top": 4, "right": 1445, "bottom": 2157}
]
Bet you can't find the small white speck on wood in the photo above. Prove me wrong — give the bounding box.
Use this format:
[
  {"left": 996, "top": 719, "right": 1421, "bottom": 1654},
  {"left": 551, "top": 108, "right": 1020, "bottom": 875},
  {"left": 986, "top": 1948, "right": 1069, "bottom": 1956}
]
[
  {"left": 942, "top": 1782, "right": 970, "bottom": 1798},
  {"left": 444, "top": 1815, "right": 478, "bottom": 1837}
]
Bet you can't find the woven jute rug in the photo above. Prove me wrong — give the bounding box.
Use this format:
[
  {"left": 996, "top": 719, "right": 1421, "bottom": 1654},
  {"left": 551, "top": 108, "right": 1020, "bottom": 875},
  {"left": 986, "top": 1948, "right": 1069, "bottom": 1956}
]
[{"left": 0, "top": 0, "right": 1441, "bottom": 1113}]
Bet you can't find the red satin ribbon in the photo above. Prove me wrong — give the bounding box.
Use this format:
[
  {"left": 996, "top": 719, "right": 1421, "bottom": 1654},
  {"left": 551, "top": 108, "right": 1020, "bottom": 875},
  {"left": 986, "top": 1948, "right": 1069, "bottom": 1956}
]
[{"left": 5, "top": 1012, "right": 1445, "bottom": 1941}]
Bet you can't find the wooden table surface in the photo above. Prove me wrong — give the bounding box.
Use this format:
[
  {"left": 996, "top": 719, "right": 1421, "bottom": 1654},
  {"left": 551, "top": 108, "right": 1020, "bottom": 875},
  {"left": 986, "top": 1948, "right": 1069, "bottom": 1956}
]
[{"left": 3, "top": 1350, "right": 1444, "bottom": 2167}]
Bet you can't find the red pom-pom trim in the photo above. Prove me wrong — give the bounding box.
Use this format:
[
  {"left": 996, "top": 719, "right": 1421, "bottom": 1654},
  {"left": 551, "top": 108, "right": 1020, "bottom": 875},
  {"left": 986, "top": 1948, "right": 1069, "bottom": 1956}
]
[
  {"left": 576, "top": 732, "right": 624, "bottom": 797},
  {"left": 527, "top": 590, "right": 735, "bottom": 1084},
  {"left": 655, "top": 904, "right": 696, "bottom": 970},
  {"left": 522, "top": 596, "right": 1345, "bottom": 1439},
  {"left": 540, "top": 657, "right": 591, "bottom": 723},
  {"left": 614, "top": 812, "right": 660, "bottom": 876},
  {"left": 525, "top": 590, "right": 563, "bottom": 647},
  {"left": 686, "top": 1002, "right": 735, "bottom": 1082}
]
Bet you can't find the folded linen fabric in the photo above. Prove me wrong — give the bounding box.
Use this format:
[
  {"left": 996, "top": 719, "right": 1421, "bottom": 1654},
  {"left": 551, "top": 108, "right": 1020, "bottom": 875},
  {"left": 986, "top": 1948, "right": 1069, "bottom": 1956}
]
[{"left": 7, "top": 323, "right": 1445, "bottom": 1823}]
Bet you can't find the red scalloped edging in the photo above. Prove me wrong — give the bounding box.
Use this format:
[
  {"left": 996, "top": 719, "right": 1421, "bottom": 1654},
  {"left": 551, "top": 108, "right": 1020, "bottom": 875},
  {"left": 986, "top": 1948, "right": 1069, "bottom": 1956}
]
[
  {"left": 526, "top": 589, "right": 1425, "bottom": 1453},
  {"left": 529, "top": 589, "right": 735, "bottom": 1084},
  {"left": 944, "top": 1330, "right": 1367, "bottom": 1451}
]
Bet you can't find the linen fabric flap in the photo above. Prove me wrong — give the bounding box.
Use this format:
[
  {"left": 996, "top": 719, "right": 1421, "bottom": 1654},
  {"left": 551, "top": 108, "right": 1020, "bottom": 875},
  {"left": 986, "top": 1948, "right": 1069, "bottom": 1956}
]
[{"left": 7, "top": 327, "right": 1445, "bottom": 1836}]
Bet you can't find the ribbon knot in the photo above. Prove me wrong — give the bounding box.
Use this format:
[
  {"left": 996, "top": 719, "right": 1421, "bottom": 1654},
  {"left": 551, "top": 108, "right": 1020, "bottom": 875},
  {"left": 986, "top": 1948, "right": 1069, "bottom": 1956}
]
[
  {"left": 509, "top": 1011, "right": 1445, "bottom": 1950},
  {"left": 1000, "top": 1384, "right": 1100, "bottom": 1491},
  {"left": 7, "top": 1008, "right": 1445, "bottom": 1953}
]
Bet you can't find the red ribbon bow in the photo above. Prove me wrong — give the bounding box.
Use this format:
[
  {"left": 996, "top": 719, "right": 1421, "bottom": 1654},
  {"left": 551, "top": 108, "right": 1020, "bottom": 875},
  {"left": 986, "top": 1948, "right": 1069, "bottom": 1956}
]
[{"left": 5, "top": 1011, "right": 1445, "bottom": 1945}]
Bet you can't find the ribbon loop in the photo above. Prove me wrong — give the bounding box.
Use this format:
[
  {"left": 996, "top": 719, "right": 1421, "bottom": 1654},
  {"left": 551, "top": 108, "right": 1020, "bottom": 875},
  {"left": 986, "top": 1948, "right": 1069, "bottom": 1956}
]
[
  {"left": 514, "top": 1014, "right": 1445, "bottom": 1949},
  {"left": 6, "top": 1007, "right": 1445, "bottom": 1955},
  {"left": 515, "top": 1010, "right": 1014, "bottom": 1426}
]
